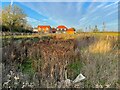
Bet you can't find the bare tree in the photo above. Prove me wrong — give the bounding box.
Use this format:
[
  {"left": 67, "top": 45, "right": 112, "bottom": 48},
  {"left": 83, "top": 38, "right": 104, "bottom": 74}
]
[
  {"left": 93, "top": 25, "right": 99, "bottom": 32},
  {"left": 89, "top": 25, "right": 91, "bottom": 32},
  {"left": 102, "top": 22, "right": 106, "bottom": 32}
]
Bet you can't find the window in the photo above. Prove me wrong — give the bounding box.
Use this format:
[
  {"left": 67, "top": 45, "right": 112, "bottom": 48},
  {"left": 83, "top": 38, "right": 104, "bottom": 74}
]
[
  {"left": 46, "top": 27, "right": 49, "bottom": 30},
  {"left": 39, "top": 28, "right": 41, "bottom": 31}
]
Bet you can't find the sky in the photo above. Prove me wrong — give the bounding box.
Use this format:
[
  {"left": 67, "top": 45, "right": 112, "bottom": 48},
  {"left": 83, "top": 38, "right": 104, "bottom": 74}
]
[{"left": 2, "top": 1, "right": 119, "bottom": 31}]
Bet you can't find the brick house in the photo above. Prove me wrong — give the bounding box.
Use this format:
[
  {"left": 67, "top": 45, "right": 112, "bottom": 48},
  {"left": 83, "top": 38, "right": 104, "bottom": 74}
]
[
  {"left": 66, "top": 28, "right": 76, "bottom": 34},
  {"left": 37, "top": 25, "right": 76, "bottom": 34},
  {"left": 56, "top": 25, "right": 68, "bottom": 33},
  {"left": 38, "top": 25, "right": 51, "bottom": 33}
]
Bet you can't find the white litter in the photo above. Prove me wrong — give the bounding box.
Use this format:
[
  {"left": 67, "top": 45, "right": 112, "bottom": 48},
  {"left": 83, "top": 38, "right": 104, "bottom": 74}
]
[
  {"left": 73, "top": 73, "right": 85, "bottom": 84},
  {"left": 58, "top": 73, "right": 85, "bottom": 88}
]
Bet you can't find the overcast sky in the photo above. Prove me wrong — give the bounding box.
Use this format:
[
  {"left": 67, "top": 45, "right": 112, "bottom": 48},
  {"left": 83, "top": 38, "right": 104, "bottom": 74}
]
[{"left": 2, "top": 1, "right": 119, "bottom": 31}]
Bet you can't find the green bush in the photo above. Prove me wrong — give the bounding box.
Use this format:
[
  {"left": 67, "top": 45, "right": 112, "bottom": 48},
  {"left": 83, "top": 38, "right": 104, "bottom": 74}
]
[
  {"left": 32, "top": 37, "right": 40, "bottom": 42},
  {"left": 67, "top": 60, "right": 83, "bottom": 79},
  {"left": 20, "top": 58, "right": 35, "bottom": 75}
]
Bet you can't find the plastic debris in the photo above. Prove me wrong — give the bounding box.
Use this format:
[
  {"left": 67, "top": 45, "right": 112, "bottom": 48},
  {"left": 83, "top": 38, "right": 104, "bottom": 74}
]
[
  {"left": 73, "top": 73, "right": 85, "bottom": 84},
  {"left": 57, "top": 73, "right": 85, "bottom": 88}
]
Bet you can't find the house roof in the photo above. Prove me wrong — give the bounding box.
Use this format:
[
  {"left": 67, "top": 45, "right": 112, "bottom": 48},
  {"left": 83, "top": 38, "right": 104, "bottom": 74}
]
[
  {"left": 67, "top": 28, "right": 75, "bottom": 31},
  {"left": 38, "top": 25, "right": 51, "bottom": 28},
  {"left": 57, "top": 25, "right": 67, "bottom": 29}
]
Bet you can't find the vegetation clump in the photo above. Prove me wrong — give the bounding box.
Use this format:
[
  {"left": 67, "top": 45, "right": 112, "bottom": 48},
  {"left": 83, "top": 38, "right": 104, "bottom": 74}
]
[{"left": 2, "top": 34, "right": 119, "bottom": 88}]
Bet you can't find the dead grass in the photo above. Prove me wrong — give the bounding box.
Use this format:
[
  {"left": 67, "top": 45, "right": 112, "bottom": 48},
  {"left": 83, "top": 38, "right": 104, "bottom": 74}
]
[
  {"left": 2, "top": 33, "right": 119, "bottom": 88},
  {"left": 89, "top": 40, "right": 112, "bottom": 53}
]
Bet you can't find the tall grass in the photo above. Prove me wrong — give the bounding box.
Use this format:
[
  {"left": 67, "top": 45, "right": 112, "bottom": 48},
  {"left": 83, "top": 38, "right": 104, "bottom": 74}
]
[{"left": 2, "top": 34, "right": 119, "bottom": 88}]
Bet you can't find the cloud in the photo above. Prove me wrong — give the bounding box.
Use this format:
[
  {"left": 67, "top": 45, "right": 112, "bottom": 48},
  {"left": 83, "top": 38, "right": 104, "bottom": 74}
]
[
  {"left": 103, "top": 1, "right": 118, "bottom": 9},
  {"left": 79, "top": 17, "right": 87, "bottom": 22},
  {"left": 26, "top": 17, "right": 42, "bottom": 27},
  {"left": 76, "top": 3, "right": 83, "bottom": 13},
  {"left": 3, "top": 0, "right": 119, "bottom": 2},
  {"left": 78, "top": 1, "right": 117, "bottom": 27},
  {"left": 105, "top": 21, "right": 118, "bottom": 31},
  {"left": 26, "top": 17, "right": 41, "bottom": 23},
  {"left": 3, "top": 1, "right": 117, "bottom": 31},
  {"left": 80, "top": 2, "right": 108, "bottom": 23},
  {"left": 20, "top": 2, "right": 48, "bottom": 17},
  {"left": 90, "top": 3, "right": 108, "bottom": 13},
  {"left": 10, "top": 0, "right": 13, "bottom": 6},
  {"left": 106, "top": 9, "right": 118, "bottom": 16}
]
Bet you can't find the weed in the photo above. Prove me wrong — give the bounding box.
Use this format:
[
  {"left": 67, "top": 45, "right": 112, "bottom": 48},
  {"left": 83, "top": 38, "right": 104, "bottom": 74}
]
[
  {"left": 20, "top": 58, "right": 35, "bottom": 75},
  {"left": 67, "top": 60, "right": 83, "bottom": 80},
  {"left": 2, "top": 33, "right": 119, "bottom": 88}
]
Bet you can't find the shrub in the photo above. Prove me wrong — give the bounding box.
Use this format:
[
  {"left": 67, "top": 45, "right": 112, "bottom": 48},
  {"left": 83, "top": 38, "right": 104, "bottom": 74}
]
[
  {"left": 20, "top": 58, "right": 35, "bottom": 75},
  {"left": 67, "top": 60, "right": 83, "bottom": 80}
]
